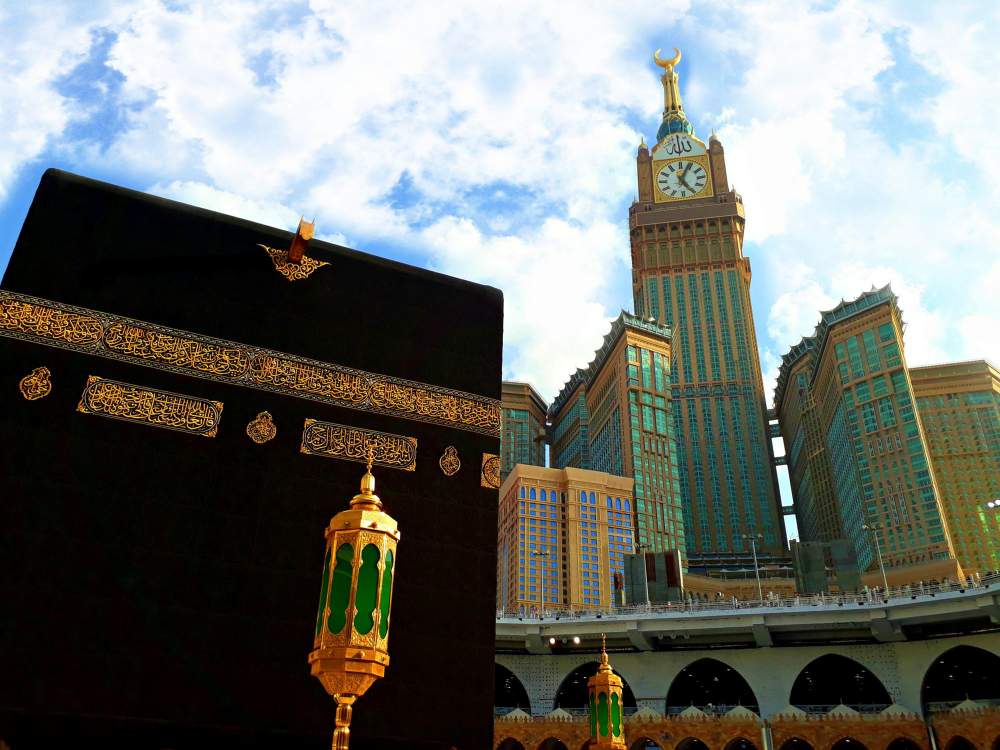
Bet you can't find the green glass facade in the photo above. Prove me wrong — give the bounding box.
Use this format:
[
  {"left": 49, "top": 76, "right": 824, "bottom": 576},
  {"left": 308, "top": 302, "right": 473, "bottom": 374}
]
[
  {"left": 776, "top": 286, "right": 954, "bottom": 571},
  {"left": 500, "top": 381, "right": 548, "bottom": 481},
  {"left": 550, "top": 313, "right": 686, "bottom": 558}
]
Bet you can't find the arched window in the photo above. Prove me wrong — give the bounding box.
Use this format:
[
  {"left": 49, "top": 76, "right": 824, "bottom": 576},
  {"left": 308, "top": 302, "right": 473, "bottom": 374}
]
[
  {"left": 624, "top": 499, "right": 631, "bottom": 512},
  {"left": 553, "top": 662, "right": 637, "bottom": 712},
  {"left": 831, "top": 740, "right": 868, "bottom": 750},
  {"left": 665, "top": 658, "right": 759, "bottom": 714},
  {"left": 520, "top": 487, "right": 525, "bottom": 499},
  {"left": 675, "top": 739, "right": 710, "bottom": 750},
  {"left": 529, "top": 488, "right": 536, "bottom": 500},
  {"left": 944, "top": 739, "right": 975, "bottom": 750},
  {"left": 789, "top": 654, "right": 891, "bottom": 709},
  {"left": 887, "top": 739, "right": 922, "bottom": 750},
  {"left": 540, "top": 489, "right": 547, "bottom": 502},
  {"left": 724, "top": 740, "right": 758, "bottom": 750},
  {"left": 537, "top": 740, "right": 569, "bottom": 750},
  {"left": 629, "top": 739, "right": 664, "bottom": 750},
  {"left": 778, "top": 739, "right": 814, "bottom": 750},
  {"left": 589, "top": 491, "right": 596, "bottom": 504},
  {"left": 495, "top": 663, "right": 531, "bottom": 714},
  {"left": 607, "top": 496, "right": 613, "bottom": 509},
  {"left": 616, "top": 498, "right": 622, "bottom": 510},
  {"left": 921, "top": 645, "right": 1000, "bottom": 713},
  {"left": 496, "top": 739, "right": 526, "bottom": 750}
]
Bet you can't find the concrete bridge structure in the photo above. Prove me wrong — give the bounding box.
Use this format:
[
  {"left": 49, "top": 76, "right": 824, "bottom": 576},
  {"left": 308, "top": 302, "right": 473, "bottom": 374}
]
[{"left": 493, "top": 580, "right": 1000, "bottom": 750}]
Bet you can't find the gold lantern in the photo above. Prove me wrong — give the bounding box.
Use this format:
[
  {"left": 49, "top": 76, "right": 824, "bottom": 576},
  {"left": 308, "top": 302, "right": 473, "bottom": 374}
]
[
  {"left": 309, "top": 452, "right": 400, "bottom": 750},
  {"left": 586, "top": 634, "right": 626, "bottom": 749}
]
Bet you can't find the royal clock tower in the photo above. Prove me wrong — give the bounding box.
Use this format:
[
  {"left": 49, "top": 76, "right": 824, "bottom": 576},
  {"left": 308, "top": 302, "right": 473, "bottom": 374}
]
[{"left": 630, "top": 49, "right": 786, "bottom": 558}]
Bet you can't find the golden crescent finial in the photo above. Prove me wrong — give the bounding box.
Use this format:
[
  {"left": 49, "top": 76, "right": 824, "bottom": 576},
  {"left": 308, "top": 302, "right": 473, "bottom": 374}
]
[{"left": 653, "top": 47, "right": 682, "bottom": 71}]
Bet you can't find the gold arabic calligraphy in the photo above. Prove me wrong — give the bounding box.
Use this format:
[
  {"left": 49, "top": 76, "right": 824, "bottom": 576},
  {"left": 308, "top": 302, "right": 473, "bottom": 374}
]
[
  {"left": 77, "top": 376, "right": 223, "bottom": 437},
  {"left": 0, "top": 291, "right": 501, "bottom": 436},
  {"left": 300, "top": 419, "right": 416, "bottom": 471}
]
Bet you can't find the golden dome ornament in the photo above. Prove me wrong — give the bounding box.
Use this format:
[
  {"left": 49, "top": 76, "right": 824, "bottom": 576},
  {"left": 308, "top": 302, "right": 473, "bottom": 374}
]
[
  {"left": 246, "top": 411, "right": 277, "bottom": 444},
  {"left": 308, "top": 448, "right": 400, "bottom": 750}
]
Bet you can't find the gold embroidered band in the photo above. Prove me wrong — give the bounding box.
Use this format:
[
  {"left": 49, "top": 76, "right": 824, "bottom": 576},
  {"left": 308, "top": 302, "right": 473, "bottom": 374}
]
[
  {"left": 0, "top": 291, "right": 500, "bottom": 437},
  {"left": 300, "top": 419, "right": 417, "bottom": 471},
  {"left": 77, "top": 376, "right": 223, "bottom": 437}
]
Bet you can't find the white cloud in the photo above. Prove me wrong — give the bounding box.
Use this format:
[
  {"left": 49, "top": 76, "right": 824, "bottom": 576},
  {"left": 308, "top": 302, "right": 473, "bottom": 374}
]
[
  {"left": 0, "top": 3, "right": 133, "bottom": 200},
  {"left": 2, "top": 0, "right": 1000, "bottom": 419}
]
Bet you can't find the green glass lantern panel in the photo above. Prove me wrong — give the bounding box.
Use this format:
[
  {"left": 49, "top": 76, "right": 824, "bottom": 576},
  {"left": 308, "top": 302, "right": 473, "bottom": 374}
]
[
  {"left": 326, "top": 543, "right": 354, "bottom": 635},
  {"left": 597, "top": 691, "right": 609, "bottom": 737},
  {"left": 378, "top": 548, "right": 394, "bottom": 639},
  {"left": 611, "top": 692, "right": 622, "bottom": 737},
  {"left": 354, "top": 543, "right": 381, "bottom": 635},
  {"left": 589, "top": 693, "right": 597, "bottom": 737},
  {"left": 315, "top": 547, "right": 331, "bottom": 636}
]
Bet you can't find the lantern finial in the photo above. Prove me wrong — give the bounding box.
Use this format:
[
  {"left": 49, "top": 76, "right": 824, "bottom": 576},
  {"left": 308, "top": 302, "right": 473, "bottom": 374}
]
[
  {"left": 351, "top": 447, "right": 382, "bottom": 510},
  {"left": 598, "top": 633, "right": 612, "bottom": 673}
]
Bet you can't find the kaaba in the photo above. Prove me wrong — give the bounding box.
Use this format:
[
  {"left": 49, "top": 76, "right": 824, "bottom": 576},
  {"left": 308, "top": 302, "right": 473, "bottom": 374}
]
[{"left": 0, "top": 170, "right": 503, "bottom": 750}]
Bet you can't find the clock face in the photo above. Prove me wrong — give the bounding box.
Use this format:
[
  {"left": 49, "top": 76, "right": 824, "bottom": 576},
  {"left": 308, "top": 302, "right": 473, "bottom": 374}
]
[{"left": 656, "top": 160, "right": 709, "bottom": 199}]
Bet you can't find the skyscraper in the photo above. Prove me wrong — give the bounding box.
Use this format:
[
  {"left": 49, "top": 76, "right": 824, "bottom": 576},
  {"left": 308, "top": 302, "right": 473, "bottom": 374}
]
[
  {"left": 629, "top": 49, "right": 784, "bottom": 557},
  {"left": 549, "top": 312, "right": 685, "bottom": 555},
  {"left": 775, "top": 286, "right": 957, "bottom": 572},
  {"left": 911, "top": 360, "right": 1000, "bottom": 574},
  {"left": 496, "top": 464, "right": 634, "bottom": 611},
  {"left": 500, "top": 381, "right": 548, "bottom": 481}
]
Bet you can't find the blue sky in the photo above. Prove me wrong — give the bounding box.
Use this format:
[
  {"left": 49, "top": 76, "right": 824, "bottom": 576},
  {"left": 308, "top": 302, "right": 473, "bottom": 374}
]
[{"left": 3, "top": 1, "right": 1000, "bottom": 540}]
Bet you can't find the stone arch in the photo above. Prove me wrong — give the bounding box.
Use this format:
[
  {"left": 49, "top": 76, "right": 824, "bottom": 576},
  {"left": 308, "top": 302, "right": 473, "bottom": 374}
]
[
  {"left": 831, "top": 739, "right": 869, "bottom": 750},
  {"left": 789, "top": 654, "right": 891, "bottom": 709},
  {"left": 724, "top": 738, "right": 759, "bottom": 750},
  {"left": 538, "top": 739, "right": 569, "bottom": 750},
  {"left": 944, "top": 738, "right": 977, "bottom": 750},
  {"left": 778, "top": 739, "right": 815, "bottom": 750},
  {"left": 496, "top": 662, "right": 532, "bottom": 714},
  {"left": 665, "top": 657, "right": 759, "bottom": 714},
  {"left": 630, "top": 739, "right": 665, "bottom": 750},
  {"left": 887, "top": 739, "right": 922, "bottom": 750},
  {"left": 496, "top": 740, "right": 526, "bottom": 750},
  {"left": 920, "top": 645, "right": 1000, "bottom": 712},
  {"left": 675, "top": 739, "right": 710, "bottom": 750},
  {"left": 553, "top": 661, "right": 637, "bottom": 712}
]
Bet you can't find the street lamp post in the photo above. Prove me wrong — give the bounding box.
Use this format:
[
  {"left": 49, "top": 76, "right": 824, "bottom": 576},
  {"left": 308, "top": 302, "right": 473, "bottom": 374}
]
[
  {"left": 742, "top": 533, "right": 764, "bottom": 602},
  {"left": 635, "top": 543, "right": 651, "bottom": 609},
  {"left": 532, "top": 550, "right": 550, "bottom": 616},
  {"left": 863, "top": 522, "right": 890, "bottom": 596}
]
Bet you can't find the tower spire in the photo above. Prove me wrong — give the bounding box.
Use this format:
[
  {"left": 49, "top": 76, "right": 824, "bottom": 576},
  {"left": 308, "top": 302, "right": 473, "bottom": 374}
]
[{"left": 653, "top": 47, "right": 693, "bottom": 141}]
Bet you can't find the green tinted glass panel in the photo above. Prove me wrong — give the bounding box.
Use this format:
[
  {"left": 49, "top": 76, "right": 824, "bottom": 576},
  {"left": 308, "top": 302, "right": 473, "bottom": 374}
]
[
  {"left": 354, "top": 543, "right": 381, "bottom": 635},
  {"left": 589, "top": 694, "right": 597, "bottom": 737},
  {"left": 327, "top": 543, "right": 354, "bottom": 635},
  {"left": 315, "top": 547, "right": 331, "bottom": 637},
  {"left": 378, "top": 549, "right": 394, "bottom": 638},
  {"left": 598, "top": 691, "right": 609, "bottom": 737},
  {"left": 611, "top": 693, "right": 622, "bottom": 737}
]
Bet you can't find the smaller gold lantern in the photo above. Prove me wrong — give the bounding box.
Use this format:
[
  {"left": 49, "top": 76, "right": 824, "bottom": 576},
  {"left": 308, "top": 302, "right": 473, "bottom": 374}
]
[
  {"left": 586, "top": 634, "right": 626, "bottom": 749},
  {"left": 309, "top": 451, "right": 400, "bottom": 749}
]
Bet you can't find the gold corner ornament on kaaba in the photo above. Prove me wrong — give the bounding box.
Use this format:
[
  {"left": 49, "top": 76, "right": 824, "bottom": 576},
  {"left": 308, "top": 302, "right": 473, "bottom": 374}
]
[
  {"left": 309, "top": 450, "right": 399, "bottom": 750},
  {"left": 439, "top": 445, "right": 460, "bottom": 476},
  {"left": 77, "top": 376, "right": 223, "bottom": 437},
  {"left": 258, "top": 217, "right": 330, "bottom": 281},
  {"left": 481, "top": 452, "right": 500, "bottom": 488},
  {"left": 246, "top": 411, "right": 277, "bottom": 444},
  {"left": 19, "top": 366, "right": 52, "bottom": 400}
]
